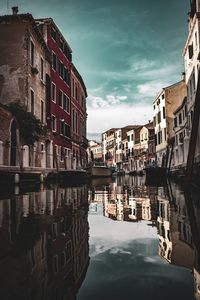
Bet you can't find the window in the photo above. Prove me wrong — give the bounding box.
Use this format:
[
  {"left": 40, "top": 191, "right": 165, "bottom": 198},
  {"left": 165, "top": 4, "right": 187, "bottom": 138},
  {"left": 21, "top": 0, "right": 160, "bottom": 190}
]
[
  {"left": 59, "top": 39, "right": 64, "bottom": 51},
  {"left": 52, "top": 52, "right": 57, "bottom": 70},
  {"left": 63, "top": 94, "right": 70, "bottom": 113},
  {"left": 75, "top": 84, "right": 78, "bottom": 100},
  {"left": 157, "top": 111, "right": 161, "bottom": 124},
  {"left": 75, "top": 112, "right": 78, "bottom": 134},
  {"left": 162, "top": 94, "right": 165, "bottom": 99},
  {"left": 41, "top": 143, "right": 44, "bottom": 152},
  {"left": 188, "top": 43, "right": 194, "bottom": 59},
  {"left": 52, "top": 115, "right": 56, "bottom": 131},
  {"left": 59, "top": 61, "right": 64, "bottom": 78},
  {"left": 163, "top": 107, "right": 166, "bottom": 119},
  {"left": 179, "top": 113, "right": 182, "bottom": 125},
  {"left": 59, "top": 90, "right": 63, "bottom": 107},
  {"left": 41, "top": 100, "right": 44, "bottom": 123},
  {"left": 192, "top": 71, "right": 196, "bottom": 92},
  {"left": 64, "top": 45, "right": 72, "bottom": 61},
  {"left": 157, "top": 99, "right": 160, "bottom": 106},
  {"left": 174, "top": 117, "right": 177, "bottom": 128},
  {"left": 30, "top": 89, "right": 34, "bottom": 114},
  {"left": 40, "top": 57, "right": 44, "bottom": 81},
  {"left": 153, "top": 116, "right": 156, "bottom": 127},
  {"left": 164, "top": 128, "right": 166, "bottom": 141},
  {"left": 60, "top": 119, "right": 64, "bottom": 135},
  {"left": 184, "top": 105, "right": 187, "bottom": 117},
  {"left": 60, "top": 146, "right": 64, "bottom": 161},
  {"left": 64, "top": 67, "right": 70, "bottom": 85},
  {"left": 195, "top": 32, "right": 198, "bottom": 48},
  {"left": 52, "top": 82, "right": 56, "bottom": 102},
  {"left": 51, "top": 27, "right": 57, "bottom": 41},
  {"left": 64, "top": 123, "right": 70, "bottom": 138},
  {"left": 30, "top": 40, "right": 35, "bottom": 66},
  {"left": 72, "top": 79, "right": 74, "bottom": 97},
  {"left": 157, "top": 131, "right": 162, "bottom": 145}
]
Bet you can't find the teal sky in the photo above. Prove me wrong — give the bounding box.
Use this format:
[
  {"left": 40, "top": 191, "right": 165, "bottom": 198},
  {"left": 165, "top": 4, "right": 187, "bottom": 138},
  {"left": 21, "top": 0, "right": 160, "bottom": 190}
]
[{"left": 1, "top": 0, "right": 190, "bottom": 139}]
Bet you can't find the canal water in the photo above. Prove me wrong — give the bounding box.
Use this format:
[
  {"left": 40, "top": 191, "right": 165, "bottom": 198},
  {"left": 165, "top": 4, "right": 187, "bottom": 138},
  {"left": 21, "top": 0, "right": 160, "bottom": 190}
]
[{"left": 0, "top": 175, "right": 199, "bottom": 300}]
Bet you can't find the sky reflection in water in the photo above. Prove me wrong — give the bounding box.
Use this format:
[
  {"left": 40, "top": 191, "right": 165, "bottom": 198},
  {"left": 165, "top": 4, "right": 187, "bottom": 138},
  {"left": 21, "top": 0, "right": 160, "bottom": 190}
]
[{"left": 78, "top": 200, "right": 193, "bottom": 300}]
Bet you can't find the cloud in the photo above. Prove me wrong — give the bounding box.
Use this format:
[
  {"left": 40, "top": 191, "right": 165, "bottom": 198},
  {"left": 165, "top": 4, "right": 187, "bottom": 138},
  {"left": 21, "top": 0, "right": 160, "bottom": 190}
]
[
  {"left": 87, "top": 102, "right": 153, "bottom": 133},
  {"left": 88, "top": 94, "right": 128, "bottom": 109},
  {"left": 137, "top": 81, "right": 166, "bottom": 98}
]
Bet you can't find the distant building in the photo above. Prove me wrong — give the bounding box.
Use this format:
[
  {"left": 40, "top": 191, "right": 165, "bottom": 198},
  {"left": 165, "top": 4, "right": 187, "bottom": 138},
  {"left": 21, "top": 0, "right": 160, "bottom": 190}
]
[
  {"left": 102, "top": 128, "right": 118, "bottom": 167},
  {"left": 87, "top": 140, "right": 103, "bottom": 163},
  {"left": 153, "top": 81, "right": 187, "bottom": 167},
  {"left": 71, "top": 63, "right": 88, "bottom": 168}
]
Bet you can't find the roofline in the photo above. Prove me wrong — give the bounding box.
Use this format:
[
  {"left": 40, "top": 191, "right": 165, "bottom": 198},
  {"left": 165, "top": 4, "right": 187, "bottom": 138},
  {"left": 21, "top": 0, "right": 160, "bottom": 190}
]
[
  {"left": 153, "top": 80, "right": 185, "bottom": 103},
  {"left": 173, "top": 97, "right": 187, "bottom": 114},
  {"left": 71, "top": 63, "right": 87, "bottom": 97},
  {"left": 35, "top": 17, "right": 72, "bottom": 53}
]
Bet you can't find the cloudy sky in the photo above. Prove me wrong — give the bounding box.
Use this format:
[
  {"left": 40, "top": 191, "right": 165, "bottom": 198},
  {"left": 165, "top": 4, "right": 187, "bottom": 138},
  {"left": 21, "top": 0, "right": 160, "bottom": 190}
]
[{"left": 1, "top": 0, "right": 190, "bottom": 139}]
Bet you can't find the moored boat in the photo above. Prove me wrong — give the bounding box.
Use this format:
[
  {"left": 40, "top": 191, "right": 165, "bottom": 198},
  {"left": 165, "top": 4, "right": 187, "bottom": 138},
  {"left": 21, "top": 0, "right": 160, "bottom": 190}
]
[{"left": 86, "top": 165, "right": 112, "bottom": 178}]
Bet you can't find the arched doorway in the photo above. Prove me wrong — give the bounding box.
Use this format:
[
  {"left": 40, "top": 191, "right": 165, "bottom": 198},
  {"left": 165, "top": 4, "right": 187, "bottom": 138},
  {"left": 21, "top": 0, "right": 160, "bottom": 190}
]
[{"left": 10, "top": 121, "right": 17, "bottom": 166}]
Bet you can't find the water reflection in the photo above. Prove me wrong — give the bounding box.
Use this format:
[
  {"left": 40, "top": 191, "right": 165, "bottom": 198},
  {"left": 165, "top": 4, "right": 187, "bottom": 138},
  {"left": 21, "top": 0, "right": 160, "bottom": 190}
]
[
  {"left": 0, "top": 177, "right": 200, "bottom": 300},
  {"left": 0, "top": 185, "right": 89, "bottom": 300},
  {"left": 86, "top": 176, "right": 200, "bottom": 300}
]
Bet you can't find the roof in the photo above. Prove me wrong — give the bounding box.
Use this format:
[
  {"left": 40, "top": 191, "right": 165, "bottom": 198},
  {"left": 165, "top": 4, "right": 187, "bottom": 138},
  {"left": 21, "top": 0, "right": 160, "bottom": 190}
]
[{"left": 102, "top": 128, "right": 119, "bottom": 134}]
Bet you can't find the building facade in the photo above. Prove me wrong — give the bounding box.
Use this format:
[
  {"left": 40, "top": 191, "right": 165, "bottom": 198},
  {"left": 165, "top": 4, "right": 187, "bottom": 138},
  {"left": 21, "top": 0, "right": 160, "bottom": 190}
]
[
  {"left": 71, "top": 64, "right": 88, "bottom": 168},
  {"left": 183, "top": 0, "right": 200, "bottom": 165},
  {"left": 153, "top": 81, "right": 187, "bottom": 167},
  {"left": 36, "top": 18, "right": 73, "bottom": 170},
  {"left": 0, "top": 12, "right": 53, "bottom": 169}
]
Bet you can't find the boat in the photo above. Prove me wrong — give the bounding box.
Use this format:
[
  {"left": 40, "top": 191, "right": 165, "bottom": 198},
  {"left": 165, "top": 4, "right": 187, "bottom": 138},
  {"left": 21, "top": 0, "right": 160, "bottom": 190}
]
[{"left": 86, "top": 164, "right": 112, "bottom": 178}]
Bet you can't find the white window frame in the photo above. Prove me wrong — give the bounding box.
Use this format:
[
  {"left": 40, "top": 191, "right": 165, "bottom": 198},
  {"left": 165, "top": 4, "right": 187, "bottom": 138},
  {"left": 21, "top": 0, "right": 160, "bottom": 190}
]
[
  {"left": 58, "top": 89, "right": 63, "bottom": 108},
  {"left": 63, "top": 93, "right": 70, "bottom": 114}
]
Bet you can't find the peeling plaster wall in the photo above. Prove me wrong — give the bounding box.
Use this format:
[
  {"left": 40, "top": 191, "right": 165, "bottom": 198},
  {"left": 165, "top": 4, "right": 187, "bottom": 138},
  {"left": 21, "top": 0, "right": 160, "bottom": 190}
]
[
  {"left": 0, "top": 19, "right": 50, "bottom": 122},
  {"left": 0, "top": 22, "right": 27, "bottom": 106}
]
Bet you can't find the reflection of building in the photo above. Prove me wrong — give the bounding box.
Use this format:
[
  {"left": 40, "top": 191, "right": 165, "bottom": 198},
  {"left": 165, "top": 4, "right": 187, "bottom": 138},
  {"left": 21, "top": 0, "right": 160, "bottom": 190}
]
[
  {"left": 157, "top": 184, "right": 194, "bottom": 269},
  {"left": 0, "top": 185, "right": 89, "bottom": 300},
  {"left": 101, "top": 179, "right": 157, "bottom": 223}
]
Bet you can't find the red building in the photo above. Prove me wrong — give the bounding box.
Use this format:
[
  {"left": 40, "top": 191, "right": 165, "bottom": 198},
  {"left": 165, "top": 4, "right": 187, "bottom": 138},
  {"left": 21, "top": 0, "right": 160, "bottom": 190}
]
[
  {"left": 71, "top": 64, "right": 88, "bottom": 168},
  {"left": 36, "top": 18, "right": 73, "bottom": 168}
]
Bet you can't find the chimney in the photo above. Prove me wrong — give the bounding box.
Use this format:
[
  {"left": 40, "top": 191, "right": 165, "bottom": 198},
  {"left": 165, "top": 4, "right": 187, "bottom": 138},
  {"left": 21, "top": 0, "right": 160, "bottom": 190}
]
[
  {"left": 182, "top": 72, "right": 186, "bottom": 81},
  {"left": 12, "top": 6, "right": 18, "bottom": 15}
]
